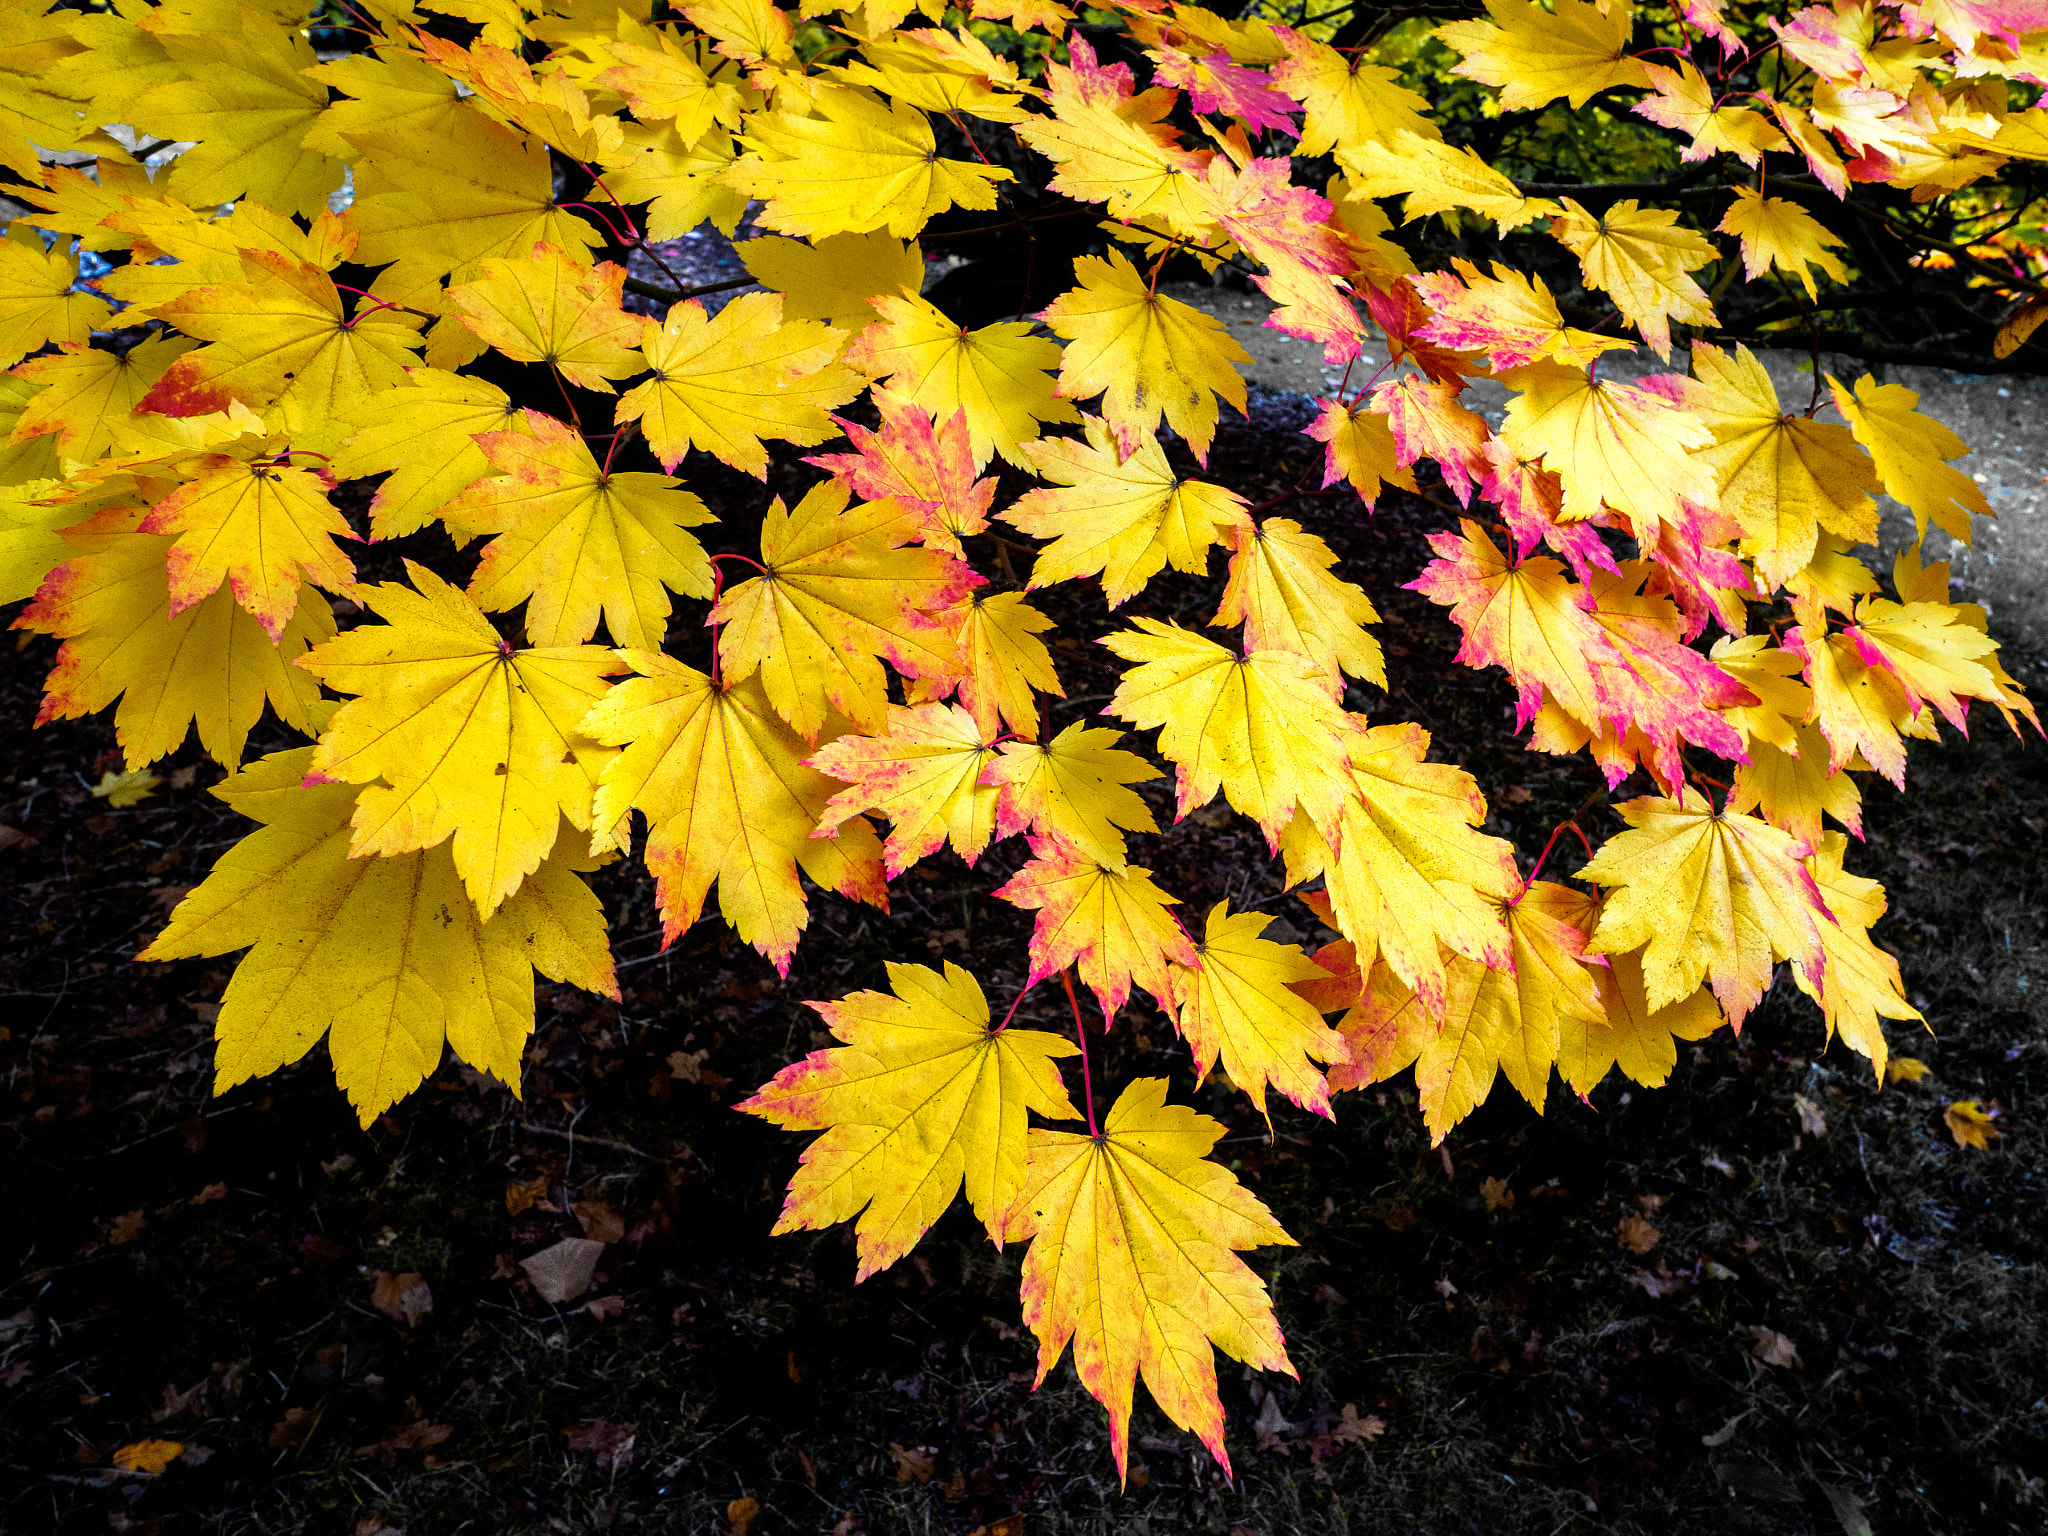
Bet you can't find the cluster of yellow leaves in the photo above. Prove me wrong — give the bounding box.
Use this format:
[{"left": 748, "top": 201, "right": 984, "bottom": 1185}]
[{"left": 0, "top": 0, "right": 2032, "bottom": 1482}]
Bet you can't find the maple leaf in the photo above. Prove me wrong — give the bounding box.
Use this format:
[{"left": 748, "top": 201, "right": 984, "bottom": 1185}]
[
  {"left": 1167, "top": 902, "right": 1348, "bottom": 1119},
  {"left": 1633, "top": 61, "right": 1786, "bottom": 165},
  {"left": 1215, "top": 518, "right": 1384, "bottom": 692},
  {"left": 1409, "top": 258, "right": 1630, "bottom": 371},
  {"left": 1727, "top": 723, "right": 1864, "bottom": 849},
  {"left": 1718, "top": 188, "right": 1849, "bottom": 302},
  {"left": 1684, "top": 343, "right": 1878, "bottom": 587},
  {"left": 1278, "top": 722, "right": 1518, "bottom": 1014},
  {"left": 20, "top": 507, "right": 334, "bottom": 770},
  {"left": 1269, "top": 26, "right": 1436, "bottom": 158},
  {"left": 724, "top": 86, "right": 1011, "bottom": 239},
  {"left": 1038, "top": 250, "right": 1251, "bottom": 462},
  {"left": 712, "top": 480, "right": 974, "bottom": 742},
  {"left": 844, "top": 292, "right": 1078, "bottom": 468},
  {"left": 738, "top": 231, "right": 927, "bottom": 331},
  {"left": 913, "top": 589, "right": 1063, "bottom": 738},
  {"left": 1434, "top": 0, "right": 1652, "bottom": 112},
  {"left": 300, "top": 563, "right": 620, "bottom": 917},
  {"left": 807, "top": 389, "right": 994, "bottom": 555},
  {"left": 1558, "top": 942, "right": 1724, "bottom": 1096},
  {"left": 1004, "top": 422, "right": 1250, "bottom": 605},
  {"left": 985, "top": 723, "right": 1160, "bottom": 872},
  {"left": 1343, "top": 132, "right": 1565, "bottom": 234},
  {"left": 448, "top": 243, "right": 644, "bottom": 394},
  {"left": 330, "top": 369, "right": 523, "bottom": 540},
  {"left": 1550, "top": 199, "right": 1718, "bottom": 357},
  {"left": 739, "top": 960, "right": 1079, "bottom": 1279},
  {"left": 137, "top": 451, "right": 357, "bottom": 642},
  {"left": 808, "top": 701, "right": 1002, "bottom": 876},
  {"left": 1151, "top": 46, "right": 1298, "bottom": 133},
  {"left": 1007, "top": 1077, "right": 1296, "bottom": 1481},
  {"left": 440, "top": 410, "right": 716, "bottom": 649},
  {"left": 1786, "top": 831, "right": 1919, "bottom": 1081},
  {"left": 582, "top": 650, "right": 886, "bottom": 971},
  {"left": 1828, "top": 373, "right": 1991, "bottom": 543},
  {"left": 0, "top": 479, "right": 78, "bottom": 604},
  {"left": 1579, "top": 789, "right": 1831, "bottom": 1027},
  {"left": 6, "top": 336, "right": 197, "bottom": 469},
  {"left": 991, "top": 837, "right": 1196, "bottom": 1020},
  {"left": 139, "top": 747, "right": 617, "bottom": 1126},
  {"left": 1368, "top": 373, "right": 1489, "bottom": 507},
  {"left": 416, "top": 33, "right": 628, "bottom": 165},
  {"left": 1305, "top": 397, "right": 1417, "bottom": 506},
  {"left": 1102, "top": 618, "right": 1360, "bottom": 844},
  {"left": 1497, "top": 360, "right": 1718, "bottom": 540},
  {"left": 615, "top": 291, "right": 861, "bottom": 478},
  {"left": 0, "top": 228, "right": 111, "bottom": 367}
]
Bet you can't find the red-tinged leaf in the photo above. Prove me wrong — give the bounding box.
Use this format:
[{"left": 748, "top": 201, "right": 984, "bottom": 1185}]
[
  {"left": 806, "top": 388, "right": 993, "bottom": 556},
  {"left": 1369, "top": 374, "right": 1489, "bottom": 506},
  {"left": 1151, "top": 48, "right": 1299, "bottom": 135},
  {"left": 990, "top": 836, "right": 1195, "bottom": 1021},
  {"left": 1360, "top": 277, "right": 1479, "bottom": 383}
]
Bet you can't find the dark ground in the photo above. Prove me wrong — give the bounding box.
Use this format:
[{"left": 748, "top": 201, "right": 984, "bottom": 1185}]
[{"left": 3, "top": 386, "right": 2046, "bottom": 1536}]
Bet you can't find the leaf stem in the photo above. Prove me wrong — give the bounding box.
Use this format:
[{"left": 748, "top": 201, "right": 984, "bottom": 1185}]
[
  {"left": 1513, "top": 788, "right": 1605, "bottom": 899},
  {"left": 1061, "top": 967, "right": 1099, "bottom": 1137}
]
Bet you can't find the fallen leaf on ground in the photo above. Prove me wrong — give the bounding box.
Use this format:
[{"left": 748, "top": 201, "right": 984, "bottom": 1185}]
[
  {"left": 572, "top": 1198, "right": 626, "bottom": 1244},
  {"left": 504, "top": 1174, "right": 550, "bottom": 1215},
  {"left": 106, "top": 1210, "right": 147, "bottom": 1245},
  {"left": 1334, "top": 1403, "right": 1387, "bottom": 1443},
  {"left": 112, "top": 1439, "right": 183, "bottom": 1474},
  {"left": 1793, "top": 1093, "right": 1828, "bottom": 1137},
  {"left": 369, "top": 1271, "right": 433, "bottom": 1327},
  {"left": 519, "top": 1237, "right": 606, "bottom": 1303},
  {"left": 563, "top": 1420, "right": 637, "bottom": 1470},
  {"left": 1887, "top": 1056, "right": 1930, "bottom": 1084},
  {"left": 90, "top": 767, "right": 160, "bottom": 807},
  {"left": 889, "top": 1442, "right": 937, "bottom": 1482},
  {"left": 1944, "top": 1099, "right": 2000, "bottom": 1148},
  {"left": 1625, "top": 1263, "right": 1688, "bottom": 1298},
  {"left": 1615, "top": 1214, "right": 1660, "bottom": 1254},
  {"left": 1747, "top": 1326, "right": 1802, "bottom": 1368},
  {"left": 727, "top": 1495, "right": 761, "bottom": 1534},
  {"left": 1480, "top": 1176, "right": 1514, "bottom": 1211}
]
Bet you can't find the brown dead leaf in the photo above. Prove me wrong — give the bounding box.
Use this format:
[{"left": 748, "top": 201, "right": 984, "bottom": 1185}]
[
  {"left": 667, "top": 1048, "right": 709, "bottom": 1083},
  {"left": 585, "top": 1294, "right": 625, "bottom": 1321},
  {"left": 1792, "top": 1094, "right": 1828, "bottom": 1137},
  {"left": 0, "top": 825, "right": 28, "bottom": 855},
  {"left": 563, "top": 1420, "right": 637, "bottom": 1471},
  {"left": 1944, "top": 1099, "right": 2000, "bottom": 1149},
  {"left": 888, "top": 1442, "right": 937, "bottom": 1483},
  {"left": 504, "top": 1174, "right": 550, "bottom": 1216},
  {"left": 727, "top": 1496, "right": 761, "bottom": 1534},
  {"left": 268, "top": 1406, "right": 319, "bottom": 1450},
  {"left": 1747, "top": 1326, "right": 1802, "bottom": 1368},
  {"left": 369, "top": 1271, "right": 433, "bottom": 1327},
  {"left": 519, "top": 1237, "right": 606, "bottom": 1304},
  {"left": 1479, "top": 1176, "right": 1515, "bottom": 1211},
  {"left": 107, "top": 1210, "right": 146, "bottom": 1245},
  {"left": 573, "top": 1198, "right": 626, "bottom": 1244},
  {"left": 1332, "top": 1403, "right": 1387, "bottom": 1444},
  {"left": 1615, "top": 1214, "right": 1660, "bottom": 1254},
  {"left": 112, "top": 1439, "right": 182, "bottom": 1474},
  {"left": 1253, "top": 1392, "right": 1294, "bottom": 1451},
  {"left": 1625, "top": 1263, "right": 1688, "bottom": 1299}
]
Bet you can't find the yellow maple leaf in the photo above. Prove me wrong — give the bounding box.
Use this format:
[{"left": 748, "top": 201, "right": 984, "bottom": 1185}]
[
  {"left": 682, "top": 0, "right": 796, "bottom": 66},
  {"left": 1215, "top": 517, "right": 1383, "bottom": 693},
  {"left": 583, "top": 650, "right": 886, "bottom": 969},
  {"left": 598, "top": 119, "right": 750, "bottom": 242},
  {"left": 844, "top": 291, "right": 1078, "bottom": 468},
  {"left": 737, "top": 230, "right": 925, "bottom": 330},
  {"left": 301, "top": 563, "right": 620, "bottom": 917},
  {"left": 1103, "top": 618, "right": 1360, "bottom": 843},
  {"left": 985, "top": 723, "right": 1160, "bottom": 873},
  {"left": 1718, "top": 187, "right": 1849, "bottom": 302},
  {"left": 1305, "top": 396, "right": 1416, "bottom": 506},
  {"left": 1497, "top": 359, "right": 1717, "bottom": 540},
  {"left": 139, "top": 747, "right": 617, "bottom": 1126},
  {"left": 449, "top": 242, "right": 644, "bottom": 394},
  {"left": 1558, "top": 941, "right": 1724, "bottom": 1096},
  {"left": 1004, "top": 421, "right": 1249, "bottom": 605},
  {"left": 133, "top": 251, "right": 423, "bottom": 452},
  {"left": 1944, "top": 1099, "right": 2000, "bottom": 1149},
  {"left": 1787, "top": 831, "right": 1919, "bottom": 1082},
  {"left": 598, "top": 26, "right": 752, "bottom": 139},
  {"left": 6, "top": 336, "right": 197, "bottom": 469},
  {"left": 1007, "top": 1077, "right": 1296, "bottom": 1481},
  {"left": 1435, "top": 0, "right": 1652, "bottom": 112},
  {"left": 1344, "top": 131, "right": 1564, "bottom": 235},
  {"left": 712, "top": 479, "right": 973, "bottom": 741},
  {"left": 89, "top": 766, "right": 161, "bottom": 808},
  {"left": 808, "top": 700, "right": 1001, "bottom": 875},
  {"left": 0, "top": 227, "right": 110, "bottom": 368},
  {"left": 910, "top": 590, "right": 1062, "bottom": 739},
  {"left": 992, "top": 837, "right": 1196, "bottom": 1019},
  {"left": 20, "top": 507, "right": 333, "bottom": 769},
  {"left": 614, "top": 290, "right": 860, "bottom": 477},
  {"left": 1167, "top": 902, "right": 1348, "bottom": 1119},
  {"left": 1581, "top": 789, "right": 1831, "bottom": 1026},
  {"left": 723, "top": 87, "right": 1011, "bottom": 239},
  {"left": 740, "top": 960, "right": 1080, "bottom": 1279},
  {"left": 1828, "top": 372, "right": 1991, "bottom": 543},
  {"left": 441, "top": 410, "right": 715, "bottom": 649},
  {"left": 0, "top": 478, "right": 81, "bottom": 604},
  {"left": 1278, "top": 722, "right": 1517, "bottom": 1015},
  {"left": 1633, "top": 61, "right": 1786, "bottom": 166},
  {"left": 1727, "top": 723, "right": 1865, "bottom": 850},
  {"left": 1686, "top": 343, "right": 1879, "bottom": 587},
  {"left": 331, "top": 368, "right": 524, "bottom": 539},
  {"left": 1708, "top": 634, "right": 1814, "bottom": 755},
  {"left": 1270, "top": 26, "right": 1437, "bottom": 158},
  {"left": 1038, "top": 249, "right": 1250, "bottom": 462},
  {"left": 1550, "top": 199, "right": 1717, "bottom": 357},
  {"left": 417, "top": 32, "right": 627, "bottom": 165},
  {"left": 110, "top": 1440, "right": 184, "bottom": 1475},
  {"left": 300, "top": 46, "right": 478, "bottom": 159},
  {"left": 137, "top": 450, "right": 358, "bottom": 641}
]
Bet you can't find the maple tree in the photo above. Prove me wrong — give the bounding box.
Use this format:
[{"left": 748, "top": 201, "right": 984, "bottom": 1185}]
[{"left": 2, "top": 0, "right": 2043, "bottom": 1480}]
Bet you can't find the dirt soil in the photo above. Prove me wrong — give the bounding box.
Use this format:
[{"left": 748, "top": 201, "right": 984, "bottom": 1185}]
[{"left": 4, "top": 373, "right": 2047, "bottom": 1536}]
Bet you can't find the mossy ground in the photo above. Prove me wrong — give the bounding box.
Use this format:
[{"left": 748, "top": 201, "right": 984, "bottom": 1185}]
[{"left": 3, "top": 392, "right": 2044, "bottom": 1536}]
